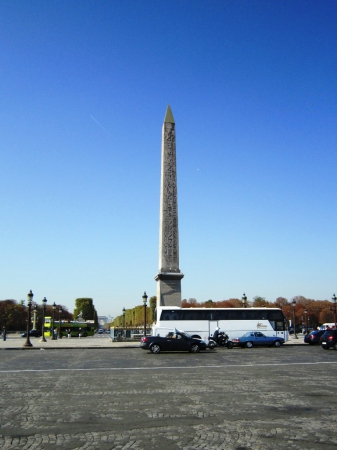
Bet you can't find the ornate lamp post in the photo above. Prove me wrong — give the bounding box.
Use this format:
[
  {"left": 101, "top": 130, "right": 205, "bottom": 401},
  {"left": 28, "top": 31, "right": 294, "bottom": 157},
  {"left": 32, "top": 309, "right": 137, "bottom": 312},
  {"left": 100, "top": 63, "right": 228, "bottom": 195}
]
[
  {"left": 332, "top": 294, "right": 337, "bottom": 329},
  {"left": 122, "top": 307, "right": 125, "bottom": 337},
  {"left": 242, "top": 293, "right": 247, "bottom": 308},
  {"left": 142, "top": 291, "right": 148, "bottom": 337},
  {"left": 304, "top": 308, "right": 308, "bottom": 334},
  {"left": 292, "top": 299, "right": 298, "bottom": 339},
  {"left": 40, "top": 297, "right": 47, "bottom": 342},
  {"left": 23, "top": 290, "right": 34, "bottom": 348},
  {"left": 58, "top": 306, "right": 63, "bottom": 339},
  {"left": 51, "top": 302, "right": 57, "bottom": 340}
]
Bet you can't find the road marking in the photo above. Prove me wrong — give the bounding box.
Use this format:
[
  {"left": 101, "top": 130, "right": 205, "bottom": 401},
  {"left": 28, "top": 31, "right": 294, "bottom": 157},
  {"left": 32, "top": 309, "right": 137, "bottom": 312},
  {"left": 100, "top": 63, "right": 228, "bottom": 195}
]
[{"left": 1, "top": 361, "right": 337, "bottom": 373}]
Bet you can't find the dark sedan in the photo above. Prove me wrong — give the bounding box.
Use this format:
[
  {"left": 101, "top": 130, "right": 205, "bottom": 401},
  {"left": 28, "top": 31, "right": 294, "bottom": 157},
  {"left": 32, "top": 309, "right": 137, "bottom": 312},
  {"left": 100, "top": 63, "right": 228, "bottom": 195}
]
[
  {"left": 21, "top": 330, "right": 42, "bottom": 338},
  {"left": 233, "top": 331, "right": 284, "bottom": 348},
  {"left": 303, "top": 329, "right": 325, "bottom": 345},
  {"left": 140, "top": 330, "right": 207, "bottom": 353},
  {"left": 321, "top": 329, "right": 337, "bottom": 350}
]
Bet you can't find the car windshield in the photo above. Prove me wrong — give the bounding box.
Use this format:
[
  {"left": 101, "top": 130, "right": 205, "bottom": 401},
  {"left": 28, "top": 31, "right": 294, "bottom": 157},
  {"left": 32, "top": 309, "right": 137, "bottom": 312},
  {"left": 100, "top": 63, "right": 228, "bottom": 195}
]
[{"left": 176, "top": 329, "right": 191, "bottom": 339}]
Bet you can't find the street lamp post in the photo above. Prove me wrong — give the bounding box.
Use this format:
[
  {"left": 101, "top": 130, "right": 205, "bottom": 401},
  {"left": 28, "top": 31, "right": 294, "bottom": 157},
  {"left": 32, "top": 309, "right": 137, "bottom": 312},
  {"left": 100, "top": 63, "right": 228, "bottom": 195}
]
[
  {"left": 332, "top": 294, "right": 337, "bottom": 329},
  {"left": 142, "top": 292, "right": 148, "bottom": 337},
  {"left": 40, "top": 297, "right": 47, "bottom": 342},
  {"left": 304, "top": 308, "right": 308, "bottom": 334},
  {"left": 292, "top": 299, "right": 298, "bottom": 339},
  {"left": 51, "top": 302, "right": 57, "bottom": 340},
  {"left": 242, "top": 293, "right": 247, "bottom": 308},
  {"left": 58, "top": 306, "right": 63, "bottom": 339},
  {"left": 122, "top": 307, "right": 125, "bottom": 337},
  {"left": 23, "top": 290, "right": 34, "bottom": 348}
]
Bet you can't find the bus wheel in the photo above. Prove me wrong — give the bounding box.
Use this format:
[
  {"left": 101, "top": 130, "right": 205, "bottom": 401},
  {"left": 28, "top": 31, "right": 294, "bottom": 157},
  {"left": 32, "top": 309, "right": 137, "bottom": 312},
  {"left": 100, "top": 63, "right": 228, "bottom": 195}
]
[
  {"left": 83, "top": 333, "right": 87, "bottom": 337},
  {"left": 150, "top": 344, "right": 161, "bottom": 354},
  {"left": 246, "top": 341, "right": 253, "bottom": 348},
  {"left": 189, "top": 344, "right": 200, "bottom": 353}
]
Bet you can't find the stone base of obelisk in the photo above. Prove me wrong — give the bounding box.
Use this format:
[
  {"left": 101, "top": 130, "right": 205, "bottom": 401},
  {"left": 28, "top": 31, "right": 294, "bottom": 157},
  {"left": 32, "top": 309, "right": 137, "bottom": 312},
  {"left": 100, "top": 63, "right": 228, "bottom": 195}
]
[{"left": 155, "top": 272, "right": 184, "bottom": 307}]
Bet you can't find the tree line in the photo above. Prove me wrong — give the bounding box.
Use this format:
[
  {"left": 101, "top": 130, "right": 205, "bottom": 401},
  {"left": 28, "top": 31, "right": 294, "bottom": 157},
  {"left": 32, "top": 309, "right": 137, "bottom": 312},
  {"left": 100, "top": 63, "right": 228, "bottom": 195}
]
[
  {"left": 0, "top": 297, "right": 98, "bottom": 332},
  {"left": 111, "top": 296, "right": 157, "bottom": 329},
  {"left": 110, "top": 295, "right": 335, "bottom": 331}
]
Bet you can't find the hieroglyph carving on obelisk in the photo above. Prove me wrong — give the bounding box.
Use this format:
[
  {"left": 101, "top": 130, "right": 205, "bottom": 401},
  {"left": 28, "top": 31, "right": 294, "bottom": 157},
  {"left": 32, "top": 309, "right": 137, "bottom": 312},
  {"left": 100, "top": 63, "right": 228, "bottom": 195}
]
[{"left": 155, "top": 105, "right": 184, "bottom": 307}]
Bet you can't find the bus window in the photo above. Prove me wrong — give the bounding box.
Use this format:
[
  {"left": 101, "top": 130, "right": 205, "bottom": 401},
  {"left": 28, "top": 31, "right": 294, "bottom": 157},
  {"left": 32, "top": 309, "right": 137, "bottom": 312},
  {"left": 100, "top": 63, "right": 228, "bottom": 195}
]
[
  {"left": 270, "top": 320, "right": 285, "bottom": 331},
  {"left": 268, "top": 311, "right": 284, "bottom": 321},
  {"left": 246, "top": 311, "right": 259, "bottom": 320}
]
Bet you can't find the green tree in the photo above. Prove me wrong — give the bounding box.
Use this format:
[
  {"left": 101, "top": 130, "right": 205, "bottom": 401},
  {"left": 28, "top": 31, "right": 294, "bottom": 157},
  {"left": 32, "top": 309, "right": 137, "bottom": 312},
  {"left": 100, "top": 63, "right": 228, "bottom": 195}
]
[
  {"left": 253, "top": 296, "right": 267, "bottom": 306},
  {"left": 149, "top": 296, "right": 156, "bottom": 322},
  {"left": 73, "top": 298, "right": 97, "bottom": 321}
]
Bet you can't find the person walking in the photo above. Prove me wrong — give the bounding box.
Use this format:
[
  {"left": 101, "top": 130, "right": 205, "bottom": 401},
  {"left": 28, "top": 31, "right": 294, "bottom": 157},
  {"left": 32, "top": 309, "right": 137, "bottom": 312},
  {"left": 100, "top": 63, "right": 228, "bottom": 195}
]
[
  {"left": 2, "top": 327, "right": 6, "bottom": 341},
  {"left": 67, "top": 328, "right": 71, "bottom": 339}
]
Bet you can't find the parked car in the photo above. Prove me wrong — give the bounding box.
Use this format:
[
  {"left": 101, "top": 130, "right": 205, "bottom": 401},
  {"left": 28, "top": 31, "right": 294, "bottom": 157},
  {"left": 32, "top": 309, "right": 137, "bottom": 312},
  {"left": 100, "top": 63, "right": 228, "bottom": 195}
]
[
  {"left": 304, "top": 329, "right": 325, "bottom": 345},
  {"left": 98, "top": 329, "right": 104, "bottom": 334},
  {"left": 233, "top": 332, "right": 284, "bottom": 348},
  {"left": 21, "top": 330, "right": 42, "bottom": 338},
  {"left": 140, "top": 329, "right": 207, "bottom": 354},
  {"left": 321, "top": 329, "right": 337, "bottom": 350}
]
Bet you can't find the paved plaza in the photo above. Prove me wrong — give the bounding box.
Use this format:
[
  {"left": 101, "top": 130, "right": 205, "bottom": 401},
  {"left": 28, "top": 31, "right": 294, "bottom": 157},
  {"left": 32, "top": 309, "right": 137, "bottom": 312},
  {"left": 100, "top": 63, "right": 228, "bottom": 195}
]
[{"left": 1, "top": 337, "right": 337, "bottom": 450}]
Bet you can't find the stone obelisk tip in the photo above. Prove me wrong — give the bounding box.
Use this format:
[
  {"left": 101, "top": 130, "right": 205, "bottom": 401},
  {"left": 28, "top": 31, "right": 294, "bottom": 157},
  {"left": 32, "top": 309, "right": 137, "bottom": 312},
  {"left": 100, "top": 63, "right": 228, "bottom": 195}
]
[{"left": 164, "top": 105, "right": 175, "bottom": 124}]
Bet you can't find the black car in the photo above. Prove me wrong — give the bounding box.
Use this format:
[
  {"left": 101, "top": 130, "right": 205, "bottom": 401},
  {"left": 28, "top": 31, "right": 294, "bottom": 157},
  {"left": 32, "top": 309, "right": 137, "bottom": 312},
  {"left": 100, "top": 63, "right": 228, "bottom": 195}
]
[
  {"left": 321, "top": 329, "right": 337, "bottom": 350},
  {"left": 21, "top": 330, "right": 42, "bottom": 338},
  {"left": 304, "top": 329, "right": 325, "bottom": 345},
  {"left": 140, "top": 329, "right": 207, "bottom": 354}
]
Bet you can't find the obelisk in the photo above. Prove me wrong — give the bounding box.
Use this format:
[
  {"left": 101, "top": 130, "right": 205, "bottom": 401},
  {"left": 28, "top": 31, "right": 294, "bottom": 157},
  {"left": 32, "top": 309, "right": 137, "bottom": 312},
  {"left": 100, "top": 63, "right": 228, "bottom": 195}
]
[{"left": 155, "top": 105, "right": 184, "bottom": 307}]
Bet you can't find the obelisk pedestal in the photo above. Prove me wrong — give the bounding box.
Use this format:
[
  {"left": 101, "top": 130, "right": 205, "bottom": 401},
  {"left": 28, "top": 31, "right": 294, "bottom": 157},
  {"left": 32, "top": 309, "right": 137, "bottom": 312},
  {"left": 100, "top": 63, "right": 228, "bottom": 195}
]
[{"left": 155, "top": 106, "right": 184, "bottom": 307}]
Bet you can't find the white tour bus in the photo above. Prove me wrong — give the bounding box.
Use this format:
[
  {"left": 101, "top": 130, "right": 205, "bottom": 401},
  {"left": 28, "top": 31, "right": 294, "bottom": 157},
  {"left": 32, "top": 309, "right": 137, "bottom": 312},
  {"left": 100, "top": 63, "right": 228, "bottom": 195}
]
[{"left": 153, "top": 306, "right": 288, "bottom": 342}]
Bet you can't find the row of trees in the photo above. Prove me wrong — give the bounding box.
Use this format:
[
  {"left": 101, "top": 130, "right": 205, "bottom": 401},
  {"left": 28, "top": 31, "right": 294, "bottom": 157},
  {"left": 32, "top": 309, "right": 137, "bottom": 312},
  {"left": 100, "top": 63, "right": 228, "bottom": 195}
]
[
  {"left": 110, "top": 295, "right": 336, "bottom": 331},
  {"left": 182, "top": 296, "right": 336, "bottom": 329},
  {"left": 0, "top": 299, "right": 73, "bottom": 332},
  {"left": 111, "top": 296, "right": 156, "bottom": 329},
  {"left": 0, "top": 297, "right": 99, "bottom": 332}
]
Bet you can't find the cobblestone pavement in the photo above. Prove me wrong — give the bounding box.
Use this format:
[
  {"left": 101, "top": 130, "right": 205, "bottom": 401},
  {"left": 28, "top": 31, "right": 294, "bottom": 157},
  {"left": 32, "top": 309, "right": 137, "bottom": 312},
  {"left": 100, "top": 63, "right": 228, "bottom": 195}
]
[{"left": 0, "top": 344, "right": 336, "bottom": 449}]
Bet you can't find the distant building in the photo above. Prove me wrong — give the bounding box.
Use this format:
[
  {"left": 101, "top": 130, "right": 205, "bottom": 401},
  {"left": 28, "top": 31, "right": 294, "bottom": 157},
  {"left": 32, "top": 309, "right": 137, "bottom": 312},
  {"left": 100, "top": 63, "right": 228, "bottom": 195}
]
[{"left": 97, "top": 316, "right": 113, "bottom": 328}]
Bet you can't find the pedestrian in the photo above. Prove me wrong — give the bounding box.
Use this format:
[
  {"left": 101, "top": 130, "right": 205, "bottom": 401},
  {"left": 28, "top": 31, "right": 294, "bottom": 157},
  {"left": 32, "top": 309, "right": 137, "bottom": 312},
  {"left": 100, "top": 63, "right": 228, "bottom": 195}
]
[
  {"left": 67, "top": 328, "right": 71, "bottom": 339},
  {"left": 79, "top": 328, "right": 82, "bottom": 338},
  {"left": 3, "top": 327, "right": 6, "bottom": 341},
  {"left": 54, "top": 328, "right": 58, "bottom": 339}
]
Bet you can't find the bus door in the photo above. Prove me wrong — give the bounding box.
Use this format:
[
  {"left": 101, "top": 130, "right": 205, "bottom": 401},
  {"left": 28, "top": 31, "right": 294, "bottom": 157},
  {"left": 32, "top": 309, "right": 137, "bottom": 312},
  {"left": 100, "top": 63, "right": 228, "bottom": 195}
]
[
  {"left": 208, "top": 321, "right": 219, "bottom": 340},
  {"left": 271, "top": 320, "right": 287, "bottom": 341}
]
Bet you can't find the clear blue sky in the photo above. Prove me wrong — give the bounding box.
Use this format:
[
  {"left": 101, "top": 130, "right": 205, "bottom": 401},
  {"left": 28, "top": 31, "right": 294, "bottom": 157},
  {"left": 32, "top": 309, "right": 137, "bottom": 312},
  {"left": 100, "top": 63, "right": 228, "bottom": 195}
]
[{"left": 1, "top": 1, "right": 336, "bottom": 318}]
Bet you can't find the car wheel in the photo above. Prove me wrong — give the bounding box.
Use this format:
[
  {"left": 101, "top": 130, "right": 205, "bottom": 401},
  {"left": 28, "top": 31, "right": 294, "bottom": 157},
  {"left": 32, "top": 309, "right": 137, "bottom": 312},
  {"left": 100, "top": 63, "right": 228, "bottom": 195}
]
[
  {"left": 227, "top": 341, "right": 234, "bottom": 349},
  {"left": 274, "top": 340, "right": 281, "bottom": 347},
  {"left": 208, "top": 342, "right": 215, "bottom": 349},
  {"left": 334, "top": 343, "right": 337, "bottom": 351},
  {"left": 150, "top": 344, "right": 161, "bottom": 354},
  {"left": 246, "top": 341, "right": 253, "bottom": 348},
  {"left": 322, "top": 346, "right": 329, "bottom": 350},
  {"left": 189, "top": 344, "right": 200, "bottom": 353}
]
